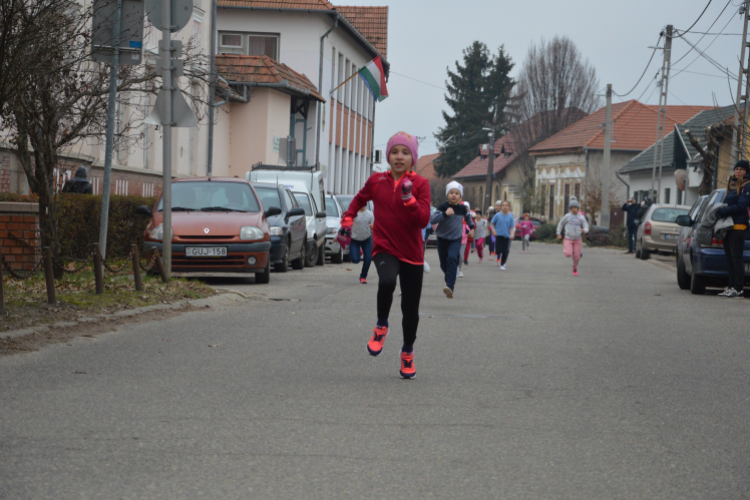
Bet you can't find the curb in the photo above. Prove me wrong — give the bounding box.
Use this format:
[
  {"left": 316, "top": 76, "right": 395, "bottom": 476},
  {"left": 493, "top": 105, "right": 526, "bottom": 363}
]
[{"left": 2, "top": 291, "right": 253, "bottom": 341}]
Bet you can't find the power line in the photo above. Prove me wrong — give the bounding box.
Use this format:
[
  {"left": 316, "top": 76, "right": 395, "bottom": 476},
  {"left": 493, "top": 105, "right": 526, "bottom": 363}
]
[
  {"left": 668, "top": 90, "right": 689, "bottom": 105},
  {"left": 390, "top": 71, "right": 446, "bottom": 91},
  {"left": 674, "top": 0, "right": 714, "bottom": 37},
  {"left": 678, "top": 34, "right": 738, "bottom": 79},
  {"left": 671, "top": 68, "right": 738, "bottom": 80},
  {"left": 613, "top": 34, "right": 663, "bottom": 97},
  {"left": 672, "top": 0, "right": 735, "bottom": 67}
]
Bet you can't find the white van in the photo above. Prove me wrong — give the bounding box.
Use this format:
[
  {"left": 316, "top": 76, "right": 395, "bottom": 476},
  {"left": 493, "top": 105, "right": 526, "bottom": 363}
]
[{"left": 246, "top": 166, "right": 327, "bottom": 267}]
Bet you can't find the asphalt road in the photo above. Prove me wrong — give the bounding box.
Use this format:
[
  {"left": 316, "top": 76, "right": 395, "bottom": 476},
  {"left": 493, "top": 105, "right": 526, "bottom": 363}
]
[{"left": 2, "top": 243, "right": 749, "bottom": 499}]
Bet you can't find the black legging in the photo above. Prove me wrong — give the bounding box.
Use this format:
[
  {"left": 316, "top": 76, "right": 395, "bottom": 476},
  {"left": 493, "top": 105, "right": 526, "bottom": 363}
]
[
  {"left": 374, "top": 253, "right": 423, "bottom": 348},
  {"left": 496, "top": 236, "right": 510, "bottom": 265}
]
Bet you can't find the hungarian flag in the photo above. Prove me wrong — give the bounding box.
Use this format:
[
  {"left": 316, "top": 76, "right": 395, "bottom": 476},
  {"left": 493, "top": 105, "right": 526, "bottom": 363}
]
[{"left": 359, "top": 56, "right": 389, "bottom": 102}]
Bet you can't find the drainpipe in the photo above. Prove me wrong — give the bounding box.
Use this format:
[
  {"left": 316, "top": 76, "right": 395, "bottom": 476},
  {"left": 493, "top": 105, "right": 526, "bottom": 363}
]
[
  {"left": 615, "top": 171, "right": 630, "bottom": 199},
  {"left": 583, "top": 147, "right": 590, "bottom": 210},
  {"left": 315, "top": 13, "right": 339, "bottom": 171},
  {"left": 206, "top": 0, "right": 217, "bottom": 176}
]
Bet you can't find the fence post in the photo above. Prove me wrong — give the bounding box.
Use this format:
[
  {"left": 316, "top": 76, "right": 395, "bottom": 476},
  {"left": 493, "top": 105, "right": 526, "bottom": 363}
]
[
  {"left": 153, "top": 248, "right": 168, "bottom": 283},
  {"left": 131, "top": 244, "right": 143, "bottom": 292},
  {"left": 93, "top": 243, "right": 104, "bottom": 295},
  {"left": 44, "top": 247, "right": 56, "bottom": 305}
]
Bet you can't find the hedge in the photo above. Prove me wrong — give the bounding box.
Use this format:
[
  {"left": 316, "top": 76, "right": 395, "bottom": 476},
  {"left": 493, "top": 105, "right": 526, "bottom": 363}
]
[{"left": 56, "top": 194, "right": 156, "bottom": 259}]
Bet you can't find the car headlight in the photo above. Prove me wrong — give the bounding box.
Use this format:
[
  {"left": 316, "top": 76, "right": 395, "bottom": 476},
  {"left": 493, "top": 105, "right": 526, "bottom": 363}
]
[
  {"left": 240, "top": 226, "right": 264, "bottom": 241},
  {"left": 270, "top": 227, "right": 284, "bottom": 236},
  {"left": 327, "top": 227, "right": 338, "bottom": 234},
  {"left": 149, "top": 224, "right": 173, "bottom": 241}
]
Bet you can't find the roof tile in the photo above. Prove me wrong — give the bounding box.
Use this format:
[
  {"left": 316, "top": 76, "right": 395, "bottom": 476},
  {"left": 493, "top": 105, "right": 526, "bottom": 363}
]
[
  {"left": 216, "top": 55, "right": 326, "bottom": 102},
  {"left": 453, "top": 135, "right": 520, "bottom": 179},
  {"left": 334, "top": 6, "right": 388, "bottom": 59},
  {"left": 217, "top": 0, "right": 335, "bottom": 10},
  {"left": 414, "top": 152, "right": 440, "bottom": 181}
]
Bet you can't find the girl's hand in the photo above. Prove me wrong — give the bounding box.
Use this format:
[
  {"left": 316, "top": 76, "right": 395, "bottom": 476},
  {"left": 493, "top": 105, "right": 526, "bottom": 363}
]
[
  {"left": 445, "top": 207, "right": 455, "bottom": 216},
  {"left": 401, "top": 177, "right": 413, "bottom": 202},
  {"left": 369, "top": 224, "right": 374, "bottom": 230},
  {"left": 556, "top": 234, "right": 562, "bottom": 240}
]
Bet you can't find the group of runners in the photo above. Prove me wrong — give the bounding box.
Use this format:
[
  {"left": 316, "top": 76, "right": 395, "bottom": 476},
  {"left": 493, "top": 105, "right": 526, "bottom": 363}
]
[{"left": 336, "top": 131, "right": 590, "bottom": 379}]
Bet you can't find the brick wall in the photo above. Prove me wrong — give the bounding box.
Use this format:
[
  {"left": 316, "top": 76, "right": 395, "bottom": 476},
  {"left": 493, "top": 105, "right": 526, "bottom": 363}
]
[{"left": 0, "top": 202, "right": 40, "bottom": 272}]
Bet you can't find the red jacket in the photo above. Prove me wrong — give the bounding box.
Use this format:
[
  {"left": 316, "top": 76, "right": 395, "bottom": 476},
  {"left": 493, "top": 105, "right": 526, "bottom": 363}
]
[{"left": 343, "top": 170, "right": 431, "bottom": 265}]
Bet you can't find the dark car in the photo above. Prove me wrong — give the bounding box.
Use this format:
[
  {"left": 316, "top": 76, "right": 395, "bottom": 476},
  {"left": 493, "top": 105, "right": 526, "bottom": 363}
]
[
  {"left": 675, "top": 189, "right": 750, "bottom": 294},
  {"left": 252, "top": 182, "right": 307, "bottom": 272}
]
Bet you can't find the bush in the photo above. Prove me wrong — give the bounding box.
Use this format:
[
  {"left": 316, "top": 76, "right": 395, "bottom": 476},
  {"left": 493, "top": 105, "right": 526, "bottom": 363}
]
[
  {"left": 534, "top": 223, "right": 558, "bottom": 241},
  {"left": 588, "top": 223, "right": 627, "bottom": 248},
  {"left": 0, "top": 193, "right": 38, "bottom": 203},
  {"left": 56, "top": 194, "right": 156, "bottom": 259}
]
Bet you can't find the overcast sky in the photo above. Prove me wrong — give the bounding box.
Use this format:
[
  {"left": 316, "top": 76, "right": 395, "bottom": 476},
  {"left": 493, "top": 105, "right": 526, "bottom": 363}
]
[{"left": 342, "top": 0, "right": 745, "bottom": 157}]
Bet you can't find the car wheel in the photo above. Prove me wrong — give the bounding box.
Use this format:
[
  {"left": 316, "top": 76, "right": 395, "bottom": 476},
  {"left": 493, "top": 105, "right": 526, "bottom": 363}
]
[
  {"left": 677, "top": 256, "right": 690, "bottom": 290},
  {"left": 274, "top": 242, "right": 290, "bottom": 273},
  {"left": 639, "top": 246, "right": 650, "bottom": 260},
  {"left": 316, "top": 242, "right": 325, "bottom": 266},
  {"left": 690, "top": 266, "right": 706, "bottom": 295},
  {"left": 635, "top": 242, "right": 641, "bottom": 259},
  {"left": 255, "top": 259, "right": 271, "bottom": 284},
  {"left": 330, "top": 246, "right": 343, "bottom": 264},
  {"left": 304, "top": 240, "right": 318, "bottom": 267}
]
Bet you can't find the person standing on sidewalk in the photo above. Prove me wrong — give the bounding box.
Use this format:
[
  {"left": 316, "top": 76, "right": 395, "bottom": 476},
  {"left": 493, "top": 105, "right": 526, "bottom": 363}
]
[
  {"left": 431, "top": 181, "right": 474, "bottom": 298},
  {"left": 622, "top": 198, "right": 640, "bottom": 254},
  {"left": 349, "top": 205, "right": 374, "bottom": 284},
  {"left": 490, "top": 201, "right": 515, "bottom": 270},
  {"left": 473, "top": 209, "right": 487, "bottom": 263},
  {"left": 556, "top": 198, "right": 589, "bottom": 276},
  {"left": 715, "top": 160, "right": 750, "bottom": 298},
  {"left": 338, "top": 131, "right": 431, "bottom": 379}
]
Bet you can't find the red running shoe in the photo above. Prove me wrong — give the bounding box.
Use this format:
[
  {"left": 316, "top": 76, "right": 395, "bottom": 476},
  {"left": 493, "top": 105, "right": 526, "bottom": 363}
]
[
  {"left": 367, "top": 326, "right": 388, "bottom": 356},
  {"left": 400, "top": 351, "right": 416, "bottom": 379},
  {"left": 360, "top": 277, "right": 367, "bottom": 284}
]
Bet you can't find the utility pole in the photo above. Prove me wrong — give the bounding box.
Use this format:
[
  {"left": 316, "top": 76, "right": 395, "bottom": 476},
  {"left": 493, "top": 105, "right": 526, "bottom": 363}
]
[
  {"left": 732, "top": 1, "right": 750, "bottom": 165},
  {"left": 160, "top": 0, "right": 173, "bottom": 279},
  {"left": 650, "top": 25, "right": 673, "bottom": 203},
  {"left": 601, "top": 84, "right": 612, "bottom": 229},
  {"left": 206, "top": 0, "right": 217, "bottom": 176},
  {"left": 484, "top": 128, "right": 495, "bottom": 215}
]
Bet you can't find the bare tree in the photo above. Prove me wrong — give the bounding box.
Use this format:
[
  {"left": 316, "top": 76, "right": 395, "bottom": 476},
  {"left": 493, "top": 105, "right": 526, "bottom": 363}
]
[{"left": 3, "top": 0, "right": 209, "bottom": 272}]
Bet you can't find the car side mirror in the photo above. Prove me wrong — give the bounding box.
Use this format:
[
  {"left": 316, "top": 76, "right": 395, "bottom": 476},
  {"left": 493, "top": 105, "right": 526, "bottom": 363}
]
[
  {"left": 316, "top": 211, "right": 327, "bottom": 219},
  {"left": 264, "top": 206, "right": 282, "bottom": 218},
  {"left": 136, "top": 205, "right": 152, "bottom": 217},
  {"left": 675, "top": 215, "right": 692, "bottom": 227},
  {"left": 287, "top": 208, "right": 305, "bottom": 218}
]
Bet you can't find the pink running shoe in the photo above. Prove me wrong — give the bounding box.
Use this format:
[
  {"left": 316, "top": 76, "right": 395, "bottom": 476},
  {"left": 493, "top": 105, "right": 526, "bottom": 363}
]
[
  {"left": 367, "top": 326, "right": 388, "bottom": 356},
  {"left": 400, "top": 351, "right": 416, "bottom": 378},
  {"left": 573, "top": 270, "right": 579, "bottom": 276}
]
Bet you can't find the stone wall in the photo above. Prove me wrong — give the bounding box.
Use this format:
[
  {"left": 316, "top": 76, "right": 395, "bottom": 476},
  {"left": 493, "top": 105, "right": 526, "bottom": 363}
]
[{"left": 0, "top": 202, "right": 40, "bottom": 271}]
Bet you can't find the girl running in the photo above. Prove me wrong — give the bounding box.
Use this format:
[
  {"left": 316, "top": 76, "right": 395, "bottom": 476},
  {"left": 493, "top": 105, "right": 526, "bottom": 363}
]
[
  {"left": 473, "top": 210, "right": 487, "bottom": 262},
  {"left": 338, "top": 131, "right": 431, "bottom": 379},
  {"left": 517, "top": 213, "right": 534, "bottom": 252},
  {"left": 556, "top": 198, "right": 589, "bottom": 276}
]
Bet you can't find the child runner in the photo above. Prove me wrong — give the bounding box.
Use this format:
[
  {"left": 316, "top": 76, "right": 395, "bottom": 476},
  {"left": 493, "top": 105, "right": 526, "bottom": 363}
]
[
  {"left": 473, "top": 209, "right": 487, "bottom": 262},
  {"left": 431, "top": 181, "right": 474, "bottom": 298},
  {"left": 490, "top": 200, "right": 515, "bottom": 270},
  {"left": 337, "top": 131, "right": 431, "bottom": 379},
  {"left": 349, "top": 205, "right": 374, "bottom": 284},
  {"left": 556, "top": 198, "right": 589, "bottom": 276},
  {"left": 421, "top": 220, "right": 432, "bottom": 274},
  {"left": 517, "top": 213, "right": 534, "bottom": 252},
  {"left": 457, "top": 205, "right": 471, "bottom": 278}
]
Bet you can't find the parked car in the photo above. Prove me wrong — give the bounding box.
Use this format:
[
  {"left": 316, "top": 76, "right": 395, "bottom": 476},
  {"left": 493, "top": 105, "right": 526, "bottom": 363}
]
[
  {"left": 291, "top": 189, "right": 327, "bottom": 267},
  {"left": 675, "top": 189, "right": 750, "bottom": 294},
  {"left": 251, "top": 182, "right": 307, "bottom": 272},
  {"left": 635, "top": 204, "right": 690, "bottom": 259},
  {"left": 323, "top": 194, "right": 348, "bottom": 263},
  {"left": 138, "top": 177, "right": 279, "bottom": 283},
  {"left": 335, "top": 194, "right": 373, "bottom": 213},
  {"left": 247, "top": 166, "right": 327, "bottom": 267}
]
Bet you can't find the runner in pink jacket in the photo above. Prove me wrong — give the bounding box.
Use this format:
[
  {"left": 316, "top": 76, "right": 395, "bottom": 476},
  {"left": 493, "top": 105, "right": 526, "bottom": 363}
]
[{"left": 517, "top": 213, "right": 534, "bottom": 252}]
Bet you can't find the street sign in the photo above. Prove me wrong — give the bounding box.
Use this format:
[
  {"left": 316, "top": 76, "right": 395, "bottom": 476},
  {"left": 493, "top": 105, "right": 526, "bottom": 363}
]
[
  {"left": 91, "top": 0, "right": 145, "bottom": 65},
  {"left": 145, "top": 0, "right": 193, "bottom": 32},
  {"left": 145, "top": 87, "right": 197, "bottom": 128}
]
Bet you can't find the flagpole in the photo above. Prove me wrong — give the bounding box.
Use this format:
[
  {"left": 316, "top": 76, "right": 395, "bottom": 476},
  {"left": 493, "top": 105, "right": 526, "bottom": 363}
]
[{"left": 330, "top": 70, "right": 360, "bottom": 95}]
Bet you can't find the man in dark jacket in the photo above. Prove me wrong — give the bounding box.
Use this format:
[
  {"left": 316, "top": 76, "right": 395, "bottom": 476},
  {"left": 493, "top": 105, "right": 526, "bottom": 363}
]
[
  {"left": 715, "top": 160, "right": 750, "bottom": 298},
  {"left": 62, "top": 166, "right": 93, "bottom": 194},
  {"left": 622, "top": 197, "right": 640, "bottom": 254}
]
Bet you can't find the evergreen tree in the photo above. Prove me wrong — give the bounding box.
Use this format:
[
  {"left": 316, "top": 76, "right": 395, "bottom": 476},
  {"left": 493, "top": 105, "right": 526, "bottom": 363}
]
[{"left": 434, "top": 42, "right": 514, "bottom": 178}]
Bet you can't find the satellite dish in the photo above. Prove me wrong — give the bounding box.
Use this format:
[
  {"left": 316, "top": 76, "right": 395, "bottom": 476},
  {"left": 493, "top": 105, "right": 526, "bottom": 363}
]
[
  {"left": 675, "top": 169, "right": 687, "bottom": 191},
  {"left": 145, "top": 0, "right": 193, "bottom": 33}
]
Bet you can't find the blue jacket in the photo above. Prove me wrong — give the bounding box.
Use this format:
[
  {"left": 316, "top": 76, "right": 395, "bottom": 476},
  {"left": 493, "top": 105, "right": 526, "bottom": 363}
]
[{"left": 717, "top": 172, "right": 750, "bottom": 227}]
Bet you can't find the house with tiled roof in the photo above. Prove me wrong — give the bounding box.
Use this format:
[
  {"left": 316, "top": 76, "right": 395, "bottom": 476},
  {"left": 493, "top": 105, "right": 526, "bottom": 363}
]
[
  {"left": 414, "top": 153, "right": 440, "bottom": 181},
  {"left": 528, "top": 100, "right": 713, "bottom": 221},
  {"left": 618, "top": 105, "right": 734, "bottom": 207},
  {"left": 215, "top": 0, "right": 389, "bottom": 193}
]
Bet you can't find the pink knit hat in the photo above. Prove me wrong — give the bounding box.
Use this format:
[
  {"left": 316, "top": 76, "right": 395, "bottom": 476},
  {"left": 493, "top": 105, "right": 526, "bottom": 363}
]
[{"left": 386, "top": 131, "right": 419, "bottom": 168}]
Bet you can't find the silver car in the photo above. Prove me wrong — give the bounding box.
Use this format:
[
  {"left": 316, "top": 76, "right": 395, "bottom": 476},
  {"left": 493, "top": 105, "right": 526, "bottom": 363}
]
[
  {"left": 324, "top": 194, "right": 348, "bottom": 263},
  {"left": 636, "top": 204, "right": 691, "bottom": 259}
]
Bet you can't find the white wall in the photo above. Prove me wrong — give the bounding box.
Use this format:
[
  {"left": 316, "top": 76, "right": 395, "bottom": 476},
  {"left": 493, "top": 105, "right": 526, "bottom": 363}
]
[{"left": 626, "top": 169, "right": 694, "bottom": 207}]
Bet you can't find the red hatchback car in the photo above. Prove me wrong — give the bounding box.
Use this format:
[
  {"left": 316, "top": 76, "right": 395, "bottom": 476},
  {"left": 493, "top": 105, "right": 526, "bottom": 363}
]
[{"left": 138, "top": 177, "right": 281, "bottom": 283}]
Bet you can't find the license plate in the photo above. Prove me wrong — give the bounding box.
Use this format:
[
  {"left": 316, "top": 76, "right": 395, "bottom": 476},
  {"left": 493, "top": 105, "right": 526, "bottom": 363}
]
[
  {"left": 664, "top": 234, "right": 678, "bottom": 240},
  {"left": 185, "top": 247, "right": 227, "bottom": 257}
]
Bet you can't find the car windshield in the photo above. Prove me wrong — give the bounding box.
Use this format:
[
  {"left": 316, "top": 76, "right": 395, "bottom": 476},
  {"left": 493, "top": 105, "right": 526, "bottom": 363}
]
[
  {"left": 337, "top": 195, "right": 354, "bottom": 211},
  {"left": 651, "top": 207, "right": 689, "bottom": 223},
  {"left": 324, "top": 197, "right": 340, "bottom": 217},
  {"left": 157, "top": 182, "right": 260, "bottom": 212},
  {"left": 292, "top": 192, "right": 313, "bottom": 216},
  {"left": 254, "top": 187, "right": 283, "bottom": 212}
]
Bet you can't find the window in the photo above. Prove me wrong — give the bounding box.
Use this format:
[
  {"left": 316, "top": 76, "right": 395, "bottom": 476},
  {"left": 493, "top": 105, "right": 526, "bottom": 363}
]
[
  {"left": 574, "top": 183, "right": 580, "bottom": 200},
  {"left": 564, "top": 184, "right": 570, "bottom": 213},
  {"left": 293, "top": 192, "right": 313, "bottom": 216},
  {"left": 254, "top": 186, "right": 282, "bottom": 212},
  {"left": 248, "top": 34, "right": 277, "bottom": 58},
  {"left": 191, "top": 18, "right": 202, "bottom": 55},
  {"left": 283, "top": 189, "right": 296, "bottom": 209},
  {"left": 677, "top": 189, "right": 683, "bottom": 205},
  {"left": 651, "top": 207, "right": 689, "bottom": 223},
  {"left": 220, "top": 33, "right": 242, "bottom": 48},
  {"left": 158, "top": 182, "right": 260, "bottom": 212},
  {"left": 548, "top": 184, "right": 555, "bottom": 219},
  {"left": 664, "top": 188, "right": 671, "bottom": 205},
  {"left": 324, "top": 197, "right": 340, "bottom": 217}
]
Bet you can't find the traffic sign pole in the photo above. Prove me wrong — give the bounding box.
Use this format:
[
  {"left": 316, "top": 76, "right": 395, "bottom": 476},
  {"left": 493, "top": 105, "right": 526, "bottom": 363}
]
[
  {"left": 161, "top": 0, "right": 172, "bottom": 280},
  {"left": 98, "top": 0, "right": 123, "bottom": 260}
]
